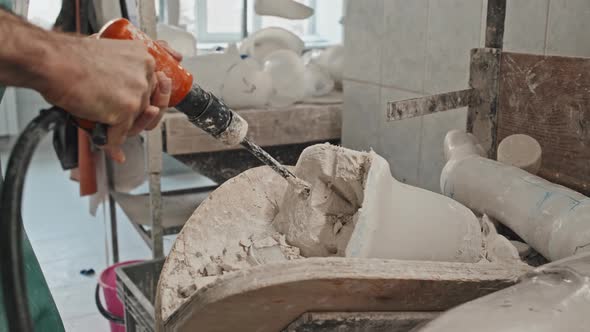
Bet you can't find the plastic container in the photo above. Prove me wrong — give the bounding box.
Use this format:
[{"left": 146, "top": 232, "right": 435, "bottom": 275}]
[
  {"left": 116, "top": 259, "right": 166, "bottom": 332},
  {"left": 96, "top": 260, "right": 143, "bottom": 332}
]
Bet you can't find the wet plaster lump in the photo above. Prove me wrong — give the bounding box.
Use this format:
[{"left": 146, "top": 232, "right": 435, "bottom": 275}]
[{"left": 157, "top": 144, "right": 518, "bottom": 322}]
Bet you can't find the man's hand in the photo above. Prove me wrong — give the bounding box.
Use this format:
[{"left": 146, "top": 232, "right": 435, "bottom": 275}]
[
  {"left": 39, "top": 37, "right": 182, "bottom": 162},
  {"left": 0, "top": 10, "right": 184, "bottom": 162}
]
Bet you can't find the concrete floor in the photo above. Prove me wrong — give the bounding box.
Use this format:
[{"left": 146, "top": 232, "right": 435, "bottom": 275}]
[{"left": 0, "top": 136, "right": 210, "bottom": 331}]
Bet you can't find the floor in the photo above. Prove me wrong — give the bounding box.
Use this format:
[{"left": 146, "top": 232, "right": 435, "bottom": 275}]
[{"left": 0, "top": 136, "right": 213, "bottom": 331}]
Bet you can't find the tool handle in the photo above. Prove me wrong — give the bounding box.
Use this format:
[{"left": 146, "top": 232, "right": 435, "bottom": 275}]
[
  {"left": 98, "top": 18, "right": 194, "bottom": 106},
  {"left": 75, "top": 118, "right": 108, "bottom": 146},
  {"left": 74, "top": 18, "right": 198, "bottom": 147}
]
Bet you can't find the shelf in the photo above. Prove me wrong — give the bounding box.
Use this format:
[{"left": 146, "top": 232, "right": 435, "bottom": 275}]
[{"left": 112, "top": 186, "right": 215, "bottom": 229}]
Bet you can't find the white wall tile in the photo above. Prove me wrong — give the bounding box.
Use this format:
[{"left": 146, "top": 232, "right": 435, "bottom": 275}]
[
  {"left": 344, "top": 0, "right": 384, "bottom": 83},
  {"left": 504, "top": 0, "right": 549, "bottom": 54},
  {"left": 546, "top": 0, "right": 590, "bottom": 57},
  {"left": 424, "top": 0, "right": 484, "bottom": 94},
  {"left": 380, "top": 0, "right": 429, "bottom": 92},
  {"left": 418, "top": 108, "right": 467, "bottom": 193},
  {"left": 480, "top": 0, "right": 488, "bottom": 47},
  {"left": 342, "top": 80, "right": 381, "bottom": 151},
  {"left": 378, "top": 87, "right": 424, "bottom": 185}
]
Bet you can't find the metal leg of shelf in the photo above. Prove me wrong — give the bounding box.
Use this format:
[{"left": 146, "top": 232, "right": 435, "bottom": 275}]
[
  {"left": 105, "top": 156, "right": 120, "bottom": 264},
  {"left": 149, "top": 172, "right": 164, "bottom": 258},
  {"left": 129, "top": 221, "right": 154, "bottom": 250}
]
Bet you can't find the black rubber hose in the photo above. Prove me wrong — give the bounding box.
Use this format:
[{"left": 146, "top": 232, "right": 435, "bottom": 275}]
[{"left": 0, "top": 107, "right": 66, "bottom": 332}]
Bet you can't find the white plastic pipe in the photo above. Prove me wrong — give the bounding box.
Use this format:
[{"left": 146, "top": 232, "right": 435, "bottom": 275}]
[{"left": 441, "top": 130, "right": 590, "bottom": 261}]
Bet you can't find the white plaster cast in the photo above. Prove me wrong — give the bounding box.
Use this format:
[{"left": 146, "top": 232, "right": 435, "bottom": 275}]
[
  {"left": 303, "top": 63, "right": 335, "bottom": 98},
  {"left": 273, "top": 144, "right": 483, "bottom": 262},
  {"left": 182, "top": 44, "right": 241, "bottom": 96},
  {"left": 221, "top": 58, "right": 273, "bottom": 109},
  {"left": 418, "top": 252, "right": 590, "bottom": 332},
  {"left": 313, "top": 45, "right": 344, "bottom": 84},
  {"left": 441, "top": 130, "right": 590, "bottom": 261},
  {"left": 263, "top": 49, "right": 306, "bottom": 107},
  {"left": 156, "top": 23, "right": 197, "bottom": 58},
  {"left": 254, "top": 0, "right": 314, "bottom": 20},
  {"left": 497, "top": 134, "right": 542, "bottom": 174},
  {"left": 239, "top": 27, "right": 305, "bottom": 63},
  {"left": 344, "top": 150, "right": 483, "bottom": 262}
]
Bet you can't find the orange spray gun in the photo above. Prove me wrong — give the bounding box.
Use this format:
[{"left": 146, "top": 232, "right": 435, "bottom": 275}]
[{"left": 87, "top": 18, "right": 311, "bottom": 194}]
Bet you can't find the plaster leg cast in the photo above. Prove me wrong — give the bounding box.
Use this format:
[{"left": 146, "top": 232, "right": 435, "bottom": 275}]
[{"left": 441, "top": 130, "right": 590, "bottom": 261}]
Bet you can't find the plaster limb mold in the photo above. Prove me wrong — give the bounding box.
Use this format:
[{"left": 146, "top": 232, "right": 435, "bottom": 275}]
[{"left": 158, "top": 144, "right": 497, "bottom": 322}]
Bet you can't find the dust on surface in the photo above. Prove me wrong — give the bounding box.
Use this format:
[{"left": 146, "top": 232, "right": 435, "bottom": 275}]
[{"left": 158, "top": 144, "right": 371, "bottom": 321}]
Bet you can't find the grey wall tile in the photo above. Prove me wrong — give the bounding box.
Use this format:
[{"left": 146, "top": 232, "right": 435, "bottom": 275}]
[
  {"left": 504, "top": 0, "right": 549, "bottom": 54},
  {"left": 342, "top": 80, "right": 381, "bottom": 151},
  {"left": 378, "top": 87, "right": 424, "bottom": 185},
  {"left": 546, "top": 0, "right": 590, "bottom": 57},
  {"left": 344, "top": 0, "right": 384, "bottom": 83},
  {"left": 418, "top": 108, "right": 467, "bottom": 193},
  {"left": 424, "top": 0, "right": 484, "bottom": 94},
  {"left": 380, "top": 0, "right": 429, "bottom": 92}
]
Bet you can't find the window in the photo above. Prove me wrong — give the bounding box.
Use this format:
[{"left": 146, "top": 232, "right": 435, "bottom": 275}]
[
  {"left": 171, "top": 0, "right": 343, "bottom": 47},
  {"left": 27, "top": 0, "right": 61, "bottom": 29}
]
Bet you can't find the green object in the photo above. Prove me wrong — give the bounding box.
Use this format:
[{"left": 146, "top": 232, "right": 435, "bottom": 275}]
[
  {"left": 0, "top": 2, "right": 65, "bottom": 331},
  {"left": 0, "top": 0, "right": 10, "bottom": 9},
  {"left": 0, "top": 234, "right": 66, "bottom": 332}
]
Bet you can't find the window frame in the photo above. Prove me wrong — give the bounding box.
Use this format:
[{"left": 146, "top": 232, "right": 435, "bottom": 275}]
[
  {"left": 194, "top": 0, "right": 321, "bottom": 44},
  {"left": 195, "top": 0, "right": 245, "bottom": 43}
]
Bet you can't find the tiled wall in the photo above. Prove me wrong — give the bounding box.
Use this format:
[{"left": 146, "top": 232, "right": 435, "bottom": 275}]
[{"left": 343, "top": 0, "right": 590, "bottom": 192}]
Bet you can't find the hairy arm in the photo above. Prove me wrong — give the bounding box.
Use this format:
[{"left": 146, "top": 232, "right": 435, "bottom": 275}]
[
  {"left": 0, "top": 9, "right": 174, "bottom": 162},
  {"left": 0, "top": 9, "right": 58, "bottom": 91}
]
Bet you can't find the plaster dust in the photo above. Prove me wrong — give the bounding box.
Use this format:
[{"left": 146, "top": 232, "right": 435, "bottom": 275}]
[
  {"left": 157, "top": 144, "right": 522, "bottom": 323},
  {"left": 217, "top": 112, "right": 248, "bottom": 146},
  {"left": 157, "top": 164, "right": 301, "bottom": 322}
]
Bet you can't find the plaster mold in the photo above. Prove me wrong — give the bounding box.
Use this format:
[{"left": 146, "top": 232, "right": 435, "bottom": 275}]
[
  {"left": 497, "top": 134, "right": 542, "bottom": 174},
  {"left": 303, "top": 63, "right": 335, "bottom": 98},
  {"left": 239, "top": 27, "right": 305, "bottom": 63},
  {"left": 418, "top": 252, "right": 590, "bottom": 332},
  {"left": 263, "top": 49, "right": 306, "bottom": 107},
  {"left": 182, "top": 44, "right": 241, "bottom": 96},
  {"left": 221, "top": 59, "right": 273, "bottom": 109},
  {"left": 156, "top": 23, "right": 197, "bottom": 58},
  {"left": 254, "top": 0, "right": 314, "bottom": 20},
  {"left": 441, "top": 130, "right": 590, "bottom": 261},
  {"left": 159, "top": 144, "right": 501, "bottom": 322},
  {"left": 314, "top": 45, "right": 344, "bottom": 84}
]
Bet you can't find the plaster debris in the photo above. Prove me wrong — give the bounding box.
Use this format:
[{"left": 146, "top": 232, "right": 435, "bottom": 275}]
[
  {"left": 273, "top": 144, "right": 369, "bottom": 257},
  {"left": 203, "top": 263, "right": 223, "bottom": 277},
  {"left": 177, "top": 284, "right": 197, "bottom": 299},
  {"left": 159, "top": 143, "right": 528, "bottom": 322},
  {"left": 511, "top": 240, "right": 533, "bottom": 258}
]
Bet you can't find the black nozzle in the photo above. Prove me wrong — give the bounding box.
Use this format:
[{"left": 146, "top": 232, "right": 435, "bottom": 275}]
[{"left": 175, "top": 85, "right": 233, "bottom": 137}]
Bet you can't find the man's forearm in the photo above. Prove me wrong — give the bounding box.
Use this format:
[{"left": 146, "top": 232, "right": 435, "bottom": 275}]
[{"left": 0, "top": 9, "right": 65, "bottom": 92}]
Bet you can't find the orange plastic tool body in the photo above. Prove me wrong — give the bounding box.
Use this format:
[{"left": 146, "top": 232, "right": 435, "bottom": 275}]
[{"left": 98, "top": 18, "right": 194, "bottom": 106}]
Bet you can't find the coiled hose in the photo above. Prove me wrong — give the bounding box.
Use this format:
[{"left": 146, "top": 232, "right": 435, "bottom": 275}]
[{"left": 0, "top": 107, "right": 66, "bottom": 332}]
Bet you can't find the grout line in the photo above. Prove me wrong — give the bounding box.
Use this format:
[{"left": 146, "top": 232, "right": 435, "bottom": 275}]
[
  {"left": 378, "top": 0, "right": 386, "bottom": 87},
  {"left": 479, "top": 0, "right": 487, "bottom": 48},
  {"left": 416, "top": 0, "right": 431, "bottom": 184},
  {"left": 421, "top": 0, "right": 431, "bottom": 95},
  {"left": 342, "top": 78, "right": 425, "bottom": 96},
  {"left": 415, "top": 113, "right": 425, "bottom": 184},
  {"left": 543, "top": 0, "right": 551, "bottom": 55}
]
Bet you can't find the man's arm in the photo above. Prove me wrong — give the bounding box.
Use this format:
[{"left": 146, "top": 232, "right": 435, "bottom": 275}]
[
  {"left": 0, "top": 9, "right": 52, "bottom": 90},
  {"left": 0, "top": 9, "right": 171, "bottom": 162}
]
